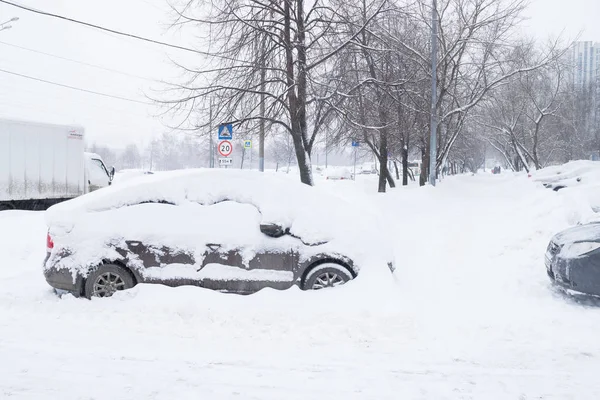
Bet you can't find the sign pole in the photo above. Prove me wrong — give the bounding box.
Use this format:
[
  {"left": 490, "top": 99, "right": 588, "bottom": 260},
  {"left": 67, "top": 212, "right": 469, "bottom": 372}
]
[
  {"left": 351, "top": 140, "right": 359, "bottom": 180},
  {"left": 210, "top": 136, "right": 213, "bottom": 168},
  {"left": 354, "top": 147, "right": 357, "bottom": 181}
]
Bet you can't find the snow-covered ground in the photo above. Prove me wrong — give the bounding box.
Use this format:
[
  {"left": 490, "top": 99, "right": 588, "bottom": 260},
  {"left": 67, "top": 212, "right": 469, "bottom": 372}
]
[{"left": 2, "top": 171, "right": 600, "bottom": 399}]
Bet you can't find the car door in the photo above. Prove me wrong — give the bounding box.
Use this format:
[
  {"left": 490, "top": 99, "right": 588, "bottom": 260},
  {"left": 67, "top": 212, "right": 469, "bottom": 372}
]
[
  {"left": 197, "top": 201, "right": 298, "bottom": 293},
  {"left": 199, "top": 244, "right": 298, "bottom": 294},
  {"left": 111, "top": 202, "right": 201, "bottom": 287},
  {"left": 86, "top": 158, "right": 111, "bottom": 192}
]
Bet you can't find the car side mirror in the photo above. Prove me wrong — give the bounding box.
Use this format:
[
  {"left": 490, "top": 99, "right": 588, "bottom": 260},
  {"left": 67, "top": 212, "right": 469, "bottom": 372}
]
[{"left": 260, "top": 223, "right": 287, "bottom": 238}]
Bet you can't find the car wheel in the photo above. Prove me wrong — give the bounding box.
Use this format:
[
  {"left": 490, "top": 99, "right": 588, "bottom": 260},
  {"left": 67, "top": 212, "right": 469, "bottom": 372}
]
[
  {"left": 84, "top": 264, "right": 135, "bottom": 298},
  {"left": 303, "top": 263, "right": 353, "bottom": 290}
]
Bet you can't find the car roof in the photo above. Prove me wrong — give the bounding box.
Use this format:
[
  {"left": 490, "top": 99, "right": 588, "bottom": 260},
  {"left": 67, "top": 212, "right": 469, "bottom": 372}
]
[{"left": 46, "top": 169, "right": 352, "bottom": 245}]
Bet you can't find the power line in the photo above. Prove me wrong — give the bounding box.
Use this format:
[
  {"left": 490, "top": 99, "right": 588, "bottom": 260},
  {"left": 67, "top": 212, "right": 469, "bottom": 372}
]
[
  {"left": 134, "top": 0, "right": 165, "bottom": 13},
  {"left": 0, "top": 100, "right": 155, "bottom": 133},
  {"left": 0, "top": 67, "right": 152, "bottom": 105},
  {"left": 0, "top": 40, "right": 159, "bottom": 82},
  {"left": 0, "top": 0, "right": 208, "bottom": 56},
  {"left": 0, "top": 81, "right": 153, "bottom": 117}
]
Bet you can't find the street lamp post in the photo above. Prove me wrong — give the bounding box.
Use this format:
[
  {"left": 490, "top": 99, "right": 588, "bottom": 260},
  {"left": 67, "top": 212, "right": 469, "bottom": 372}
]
[{"left": 428, "top": 0, "right": 438, "bottom": 186}]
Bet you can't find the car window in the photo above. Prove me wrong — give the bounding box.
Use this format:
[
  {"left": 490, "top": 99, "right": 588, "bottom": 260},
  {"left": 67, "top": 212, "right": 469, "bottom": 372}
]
[{"left": 89, "top": 159, "right": 110, "bottom": 182}]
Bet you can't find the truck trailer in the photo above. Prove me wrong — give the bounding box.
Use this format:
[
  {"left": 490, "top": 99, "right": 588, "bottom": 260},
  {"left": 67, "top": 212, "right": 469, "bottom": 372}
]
[{"left": 0, "top": 118, "right": 113, "bottom": 211}]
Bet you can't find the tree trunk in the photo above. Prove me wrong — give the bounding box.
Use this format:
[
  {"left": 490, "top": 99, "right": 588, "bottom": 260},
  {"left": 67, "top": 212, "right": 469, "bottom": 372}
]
[
  {"left": 377, "top": 125, "right": 390, "bottom": 193},
  {"left": 386, "top": 168, "right": 396, "bottom": 188},
  {"left": 292, "top": 134, "right": 313, "bottom": 183},
  {"left": 283, "top": 0, "right": 313, "bottom": 185},
  {"left": 287, "top": 147, "right": 294, "bottom": 173},
  {"left": 511, "top": 138, "right": 529, "bottom": 173},
  {"left": 420, "top": 145, "right": 429, "bottom": 186},
  {"left": 393, "top": 161, "right": 400, "bottom": 180},
  {"left": 378, "top": 157, "right": 388, "bottom": 193},
  {"left": 402, "top": 145, "right": 409, "bottom": 186},
  {"left": 532, "top": 126, "right": 541, "bottom": 170}
]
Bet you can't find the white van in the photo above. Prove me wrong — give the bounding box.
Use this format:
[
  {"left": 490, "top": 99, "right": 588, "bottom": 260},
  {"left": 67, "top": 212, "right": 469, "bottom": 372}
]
[{"left": 0, "top": 118, "right": 113, "bottom": 210}]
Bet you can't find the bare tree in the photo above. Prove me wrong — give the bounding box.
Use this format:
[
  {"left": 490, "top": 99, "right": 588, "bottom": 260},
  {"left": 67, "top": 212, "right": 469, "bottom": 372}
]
[
  {"left": 378, "top": 0, "right": 563, "bottom": 183},
  {"left": 269, "top": 131, "right": 296, "bottom": 172},
  {"left": 163, "top": 0, "right": 387, "bottom": 185},
  {"left": 479, "top": 50, "right": 568, "bottom": 172},
  {"left": 120, "top": 144, "right": 143, "bottom": 170}
]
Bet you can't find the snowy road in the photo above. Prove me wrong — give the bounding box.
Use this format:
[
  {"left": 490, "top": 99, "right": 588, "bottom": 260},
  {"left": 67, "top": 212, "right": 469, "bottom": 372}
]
[{"left": 2, "top": 173, "right": 600, "bottom": 399}]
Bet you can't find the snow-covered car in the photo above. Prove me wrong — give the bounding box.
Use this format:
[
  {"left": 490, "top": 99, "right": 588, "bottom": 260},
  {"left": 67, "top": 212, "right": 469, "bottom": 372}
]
[
  {"left": 43, "top": 170, "right": 394, "bottom": 298},
  {"left": 546, "top": 222, "right": 600, "bottom": 296},
  {"left": 531, "top": 161, "right": 600, "bottom": 191},
  {"left": 324, "top": 168, "right": 352, "bottom": 180}
]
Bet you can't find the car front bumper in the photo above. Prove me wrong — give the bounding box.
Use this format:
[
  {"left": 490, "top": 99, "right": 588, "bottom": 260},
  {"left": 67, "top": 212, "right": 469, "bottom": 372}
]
[
  {"left": 43, "top": 253, "right": 83, "bottom": 297},
  {"left": 546, "top": 245, "right": 600, "bottom": 296}
]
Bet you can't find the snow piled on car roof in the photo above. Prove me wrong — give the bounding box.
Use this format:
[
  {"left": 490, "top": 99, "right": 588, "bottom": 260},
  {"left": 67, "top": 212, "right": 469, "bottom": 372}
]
[
  {"left": 48, "top": 169, "right": 351, "bottom": 242},
  {"left": 531, "top": 160, "right": 600, "bottom": 183}
]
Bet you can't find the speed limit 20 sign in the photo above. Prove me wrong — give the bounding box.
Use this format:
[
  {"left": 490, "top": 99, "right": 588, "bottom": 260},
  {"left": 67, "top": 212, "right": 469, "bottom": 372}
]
[{"left": 218, "top": 140, "right": 233, "bottom": 157}]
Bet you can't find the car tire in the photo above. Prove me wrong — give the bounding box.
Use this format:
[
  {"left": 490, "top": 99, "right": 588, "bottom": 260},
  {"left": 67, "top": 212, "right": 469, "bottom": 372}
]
[
  {"left": 302, "top": 263, "right": 353, "bottom": 291},
  {"left": 84, "top": 264, "right": 135, "bottom": 299}
]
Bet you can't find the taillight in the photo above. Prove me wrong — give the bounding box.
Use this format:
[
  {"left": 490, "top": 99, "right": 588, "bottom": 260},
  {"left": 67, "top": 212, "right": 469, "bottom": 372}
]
[{"left": 46, "top": 232, "right": 54, "bottom": 251}]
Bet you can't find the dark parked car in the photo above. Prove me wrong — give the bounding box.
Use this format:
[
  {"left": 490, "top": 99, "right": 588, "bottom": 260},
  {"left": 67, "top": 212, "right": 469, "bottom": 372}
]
[
  {"left": 546, "top": 223, "right": 600, "bottom": 296},
  {"left": 43, "top": 170, "right": 394, "bottom": 298}
]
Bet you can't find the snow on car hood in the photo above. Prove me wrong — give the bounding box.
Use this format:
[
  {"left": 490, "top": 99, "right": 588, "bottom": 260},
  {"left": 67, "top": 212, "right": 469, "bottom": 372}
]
[{"left": 551, "top": 222, "right": 600, "bottom": 246}]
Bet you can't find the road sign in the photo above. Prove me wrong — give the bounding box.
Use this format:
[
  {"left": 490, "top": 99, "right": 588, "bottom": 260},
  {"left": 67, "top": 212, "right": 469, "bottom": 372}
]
[
  {"left": 243, "top": 140, "right": 252, "bottom": 149},
  {"left": 351, "top": 141, "right": 360, "bottom": 147},
  {"left": 219, "top": 157, "right": 233, "bottom": 166},
  {"left": 218, "top": 140, "right": 233, "bottom": 157},
  {"left": 218, "top": 124, "right": 233, "bottom": 140}
]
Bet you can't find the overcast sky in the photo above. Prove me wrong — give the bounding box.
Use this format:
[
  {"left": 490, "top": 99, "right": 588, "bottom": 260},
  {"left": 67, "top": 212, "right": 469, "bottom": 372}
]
[{"left": 0, "top": 0, "right": 598, "bottom": 149}]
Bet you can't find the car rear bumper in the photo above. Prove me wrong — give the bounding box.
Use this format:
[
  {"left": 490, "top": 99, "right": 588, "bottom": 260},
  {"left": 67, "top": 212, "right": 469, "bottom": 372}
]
[{"left": 43, "top": 253, "right": 83, "bottom": 296}]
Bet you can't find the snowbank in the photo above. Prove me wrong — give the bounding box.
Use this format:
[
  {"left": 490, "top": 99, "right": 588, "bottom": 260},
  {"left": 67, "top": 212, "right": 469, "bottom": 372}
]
[
  {"left": 6, "top": 169, "right": 600, "bottom": 399},
  {"left": 528, "top": 161, "right": 600, "bottom": 224}
]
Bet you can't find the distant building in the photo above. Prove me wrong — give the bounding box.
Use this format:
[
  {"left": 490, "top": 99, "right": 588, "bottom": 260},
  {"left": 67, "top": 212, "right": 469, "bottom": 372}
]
[
  {"left": 571, "top": 41, "right": 600, "bottom": 139},
  {"left": 571, "top": 41, "right": 600, "bottom": 87}
]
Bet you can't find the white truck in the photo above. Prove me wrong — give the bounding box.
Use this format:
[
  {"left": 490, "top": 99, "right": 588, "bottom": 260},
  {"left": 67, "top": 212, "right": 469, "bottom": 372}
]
[{"left": 0, "top": 118, "right": 114, "bottom": 211}]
